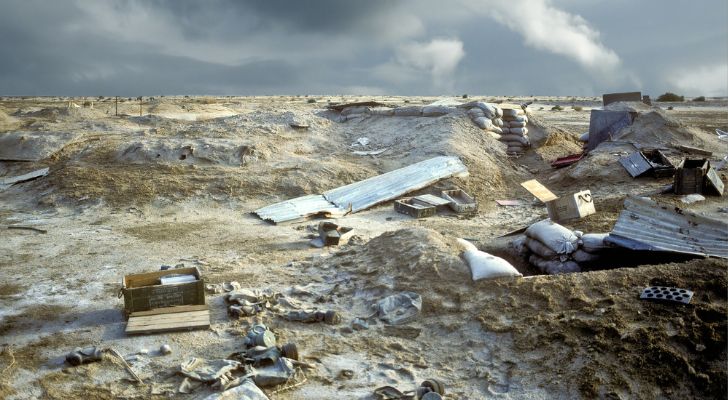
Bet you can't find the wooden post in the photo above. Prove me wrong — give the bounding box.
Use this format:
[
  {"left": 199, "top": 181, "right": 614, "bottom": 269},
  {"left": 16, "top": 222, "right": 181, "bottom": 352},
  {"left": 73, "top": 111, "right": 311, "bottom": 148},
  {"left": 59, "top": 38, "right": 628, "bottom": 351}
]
[
  {"left": 139, "top": 97, "right": 142, "bottom": 116},
  {"left": 115, "top": 96, "right": 118, "bottom": 116}
]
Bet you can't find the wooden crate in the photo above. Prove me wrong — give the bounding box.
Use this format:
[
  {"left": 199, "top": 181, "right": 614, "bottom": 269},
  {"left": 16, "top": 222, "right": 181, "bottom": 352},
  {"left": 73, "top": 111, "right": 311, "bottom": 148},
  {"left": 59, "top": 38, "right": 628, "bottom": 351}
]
[
  {"left": 441, "top": 189, "right": 477, "bottom": 213},
  {"left": 121, "top": 267, "right": 205, "bottom": 317},
  {"left": 674, "top": 159, "right": 708, "bottom": 195},
  {"left": 545, "top": 190, "right": 596, "bottom": 222},
  {"left": 394, "top": 198, "right": 436, "bottom": 218}
]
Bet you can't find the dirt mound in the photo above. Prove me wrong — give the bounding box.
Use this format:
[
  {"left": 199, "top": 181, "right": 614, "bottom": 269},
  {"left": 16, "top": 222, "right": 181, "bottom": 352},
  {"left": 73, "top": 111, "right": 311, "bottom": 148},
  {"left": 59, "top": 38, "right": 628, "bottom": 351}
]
[
  {"left": 336, "top": 112, "right": 526, "bottom": 199},
  {"left": 116, "top": 138, "right": 262, "bottom": 166},
  {"left": 535, "top": 128, "right": 584, "bottom": 162},
  {"left": 614, "top": 109, "right": 703, "bottom": 147},
  {"left": 474, "top": 258, "right": 727, "bottom": 398},
  {"left": 330, "top": 228, "right": 471, "bottom": 313}
]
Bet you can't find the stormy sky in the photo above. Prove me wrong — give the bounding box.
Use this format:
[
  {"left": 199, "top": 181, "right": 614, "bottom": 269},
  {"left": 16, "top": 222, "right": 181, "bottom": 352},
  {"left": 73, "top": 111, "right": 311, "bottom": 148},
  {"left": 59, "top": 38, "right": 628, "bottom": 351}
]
[{"left": 0, "top": 0, "right": 726, "bottom": 97}]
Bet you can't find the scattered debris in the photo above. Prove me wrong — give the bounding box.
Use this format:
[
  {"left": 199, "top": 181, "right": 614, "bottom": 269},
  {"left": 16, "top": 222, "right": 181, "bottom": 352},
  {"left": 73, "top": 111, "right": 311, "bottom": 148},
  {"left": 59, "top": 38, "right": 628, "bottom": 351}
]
[
  {"left": 640, "top": 286, "right": 693, "bottom": 304},
  {"left": 351, "top": 137, "right": 370, "bottom": 147},
  {"left": 0, "top": 167, "right": 49, "bottom": 190},
  {"left": 66, "top": 347, "right": 142, "bottom": 383},
  {"left": 551, "top": 153, "right": 584, "bottom": 169},
  {"left": 310, "top": 221, "right": 353, "bottom": 247},
  {"left": 255, "top": 156, "right": 468, "bottom": 223},
  {"left": 281, "top": 309, "right": 341, "bottom": 325},
  {"left": 680, "top": 194, "right": 705, "bottom": 204},
  {"left": 521, "top": 179, "right": 596, "bottom": 222},
  {"left": 375, "top": 292, "right": 422, "bottom": 325},
  {"left": 6, "top": 225, "right": 47, "bottom": 234},
  {"left": 374, "top": 378, "right": 446, "bottom": 400},
  {"left": 606, "top": 196, "right": 728, "bottom": 258},
  {"left": 716, "top": 129, "right": 728, "bottom": 141},
  {"left": 206, "top": 281, "right": 242, "bottom": 294},
  {"left": 619, "top": 149, "right": 675, "bottom": 178}
]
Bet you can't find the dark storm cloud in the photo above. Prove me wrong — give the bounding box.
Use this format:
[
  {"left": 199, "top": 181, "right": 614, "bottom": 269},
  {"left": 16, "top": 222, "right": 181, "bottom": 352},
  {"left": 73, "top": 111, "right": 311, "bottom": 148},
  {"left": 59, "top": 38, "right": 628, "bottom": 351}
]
[{"left": 0, "top": 0, "right": 725, "bottom": 96}]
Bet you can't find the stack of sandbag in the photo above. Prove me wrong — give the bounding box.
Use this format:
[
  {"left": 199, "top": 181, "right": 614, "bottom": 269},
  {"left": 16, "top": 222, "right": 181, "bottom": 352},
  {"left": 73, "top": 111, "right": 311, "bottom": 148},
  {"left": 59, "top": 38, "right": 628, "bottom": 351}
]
[
  {"left": 338, "top": 105, "right": 372, "bottom": 122},
  {"left": 573, "top": 233, "right": 612, "bottom": 263},
  {"left": 518, "top": 220, "right": 614, "bottom": 274},
  {"left": 522, "top": 220, "right": 580, "bottom": 274},
  {"left": 459, "top": 101, "right": 503, "bottom": 135},
  {"left": 499, "top": 107, "right": 530, "bottom": 155}
]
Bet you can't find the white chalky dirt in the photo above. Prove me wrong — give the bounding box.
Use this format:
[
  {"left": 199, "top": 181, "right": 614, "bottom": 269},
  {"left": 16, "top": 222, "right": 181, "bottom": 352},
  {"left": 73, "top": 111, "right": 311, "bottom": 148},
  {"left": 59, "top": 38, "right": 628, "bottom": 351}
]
[{"left": 0, "top": 95, "right": 726, "bottom": 399}]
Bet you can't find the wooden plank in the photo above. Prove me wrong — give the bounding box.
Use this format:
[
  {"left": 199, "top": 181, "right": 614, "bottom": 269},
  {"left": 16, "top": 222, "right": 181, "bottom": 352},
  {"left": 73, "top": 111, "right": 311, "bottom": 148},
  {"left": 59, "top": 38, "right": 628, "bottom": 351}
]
[
  {"left": 126, "top": 310, "right": 210, "bottom": 335},
  {"left": 127, "top": 316, "right": 210, "bottom": 330},
  {"left": 127, "top": 311, "right": 209, "bottom": 325},
  {"left": 129, "top": 304, "right": 208, "bottom": 317},
  {"left": 520, "top": 179, "right": 558, "bottom": 202}
]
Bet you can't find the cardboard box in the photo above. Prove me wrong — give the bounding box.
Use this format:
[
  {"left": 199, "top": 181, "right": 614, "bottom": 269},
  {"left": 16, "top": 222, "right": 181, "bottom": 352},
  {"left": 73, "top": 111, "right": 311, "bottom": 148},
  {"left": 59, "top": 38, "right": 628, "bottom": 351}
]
[
  {"left": 521, "top": 180, "right": 596, "bottom": 222},
  {"left": 121, "top": 267, "right": 205, "bottom": 317}
]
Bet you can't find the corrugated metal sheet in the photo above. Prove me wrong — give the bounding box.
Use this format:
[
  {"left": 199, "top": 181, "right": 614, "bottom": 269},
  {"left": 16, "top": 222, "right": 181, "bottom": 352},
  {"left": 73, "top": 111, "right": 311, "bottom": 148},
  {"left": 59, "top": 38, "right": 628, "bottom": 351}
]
[
  {"left": 606, "top": 196, "right": 728, "bottom": 258},
  {"left": 253, "top": 195, "right": 343, "bottom": 224},
  {"left": 323, "top": 156, "right": 468, "bottom": 212}
]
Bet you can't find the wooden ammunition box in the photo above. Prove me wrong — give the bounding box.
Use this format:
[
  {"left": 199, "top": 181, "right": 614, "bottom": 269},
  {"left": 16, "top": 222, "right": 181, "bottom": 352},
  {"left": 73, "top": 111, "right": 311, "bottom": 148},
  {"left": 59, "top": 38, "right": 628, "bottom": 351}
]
[{"left": 121, "top": 267, "right": 205, "bottom": 317}]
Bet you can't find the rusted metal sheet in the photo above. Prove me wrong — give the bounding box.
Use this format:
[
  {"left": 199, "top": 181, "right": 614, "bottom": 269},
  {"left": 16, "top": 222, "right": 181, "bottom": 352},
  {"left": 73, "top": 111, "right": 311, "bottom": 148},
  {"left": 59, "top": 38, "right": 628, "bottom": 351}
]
[
  {"left": 323, "top": 156, "right": 468, "bottom": 213},
  {"left": 253, "top": 195, "right": 343, "bottom": 224},
  {"left": 606, "top": 196, "right": 728, "bottom": 258},
  {"left": 551, "top": 153, "right": 584, "bottom": 169}
]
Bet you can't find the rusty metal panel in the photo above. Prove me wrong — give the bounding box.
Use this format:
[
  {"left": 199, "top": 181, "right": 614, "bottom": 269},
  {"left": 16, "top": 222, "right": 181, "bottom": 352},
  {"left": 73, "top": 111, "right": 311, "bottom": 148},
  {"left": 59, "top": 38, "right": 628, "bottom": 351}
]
[
  {"left": 323, "top": 156, "right": 468, "bottom": 213},
  {"left": 606, "top": 196, "right": 728, "bottom": 258}
]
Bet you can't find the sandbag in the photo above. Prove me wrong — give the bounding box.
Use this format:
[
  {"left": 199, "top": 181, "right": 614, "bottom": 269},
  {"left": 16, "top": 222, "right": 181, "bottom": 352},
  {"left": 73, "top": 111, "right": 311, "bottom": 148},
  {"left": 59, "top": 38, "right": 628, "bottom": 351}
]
[
  {"left": 506, "top": 146, "right": 524, "bottom": 153},
  {"left": 500, "top": 127, "right": 511, "bottom": 135},
  {"left": 495, "top": 106, "right": 503, "bottom": 118},
  {"left": 580, "top": 233, "right": 611, "bottom": 253},
  {"left": 500, "top": 134, "right": 530, "bottom": 145},
  {"left": 467, "top": 108, "right": 485, "bottom": 119},
  {"left": 505, "top": 141, "right": 526, "bottom": 149},
  {"left": 457, "top": 239, "right": 522, "bottom": 280},
  {"left": 493, "top": 118, "right": 503, "bottom": 127},
  {"left": 502, "top": 108, "right": 523, "bottom": 118},
  {"left": 525, "top": 220, "right": 578, "bottom": 254},
  {"left": 529, "top": 254, "right": 581, "bottom": 274},
  {"left": 490, "top": 126, "right": 503, "bottom": 135},
  {"left": 339, "top": 113, "right": 366, "bottom": 122},
  {"left": 422, "top": 105, "right": 455, "bottom": 116},
  {"left": 370, "top": 107, "right": 394, "bottom": 116},
  {"left": 504, "top": 115, "right": 528, "bottom": 123},
  {"left": 509, "top": 127, "right": 528, "bottom": 135},
  {"left": 508, "top": 121, "right": 526, "bottom": 128},
  {"left": 524, "top": 237, "right": 557, "bottom": 259},
  {"left": 341, "top": 106, "right": 370, "bottom": 116},
  {"left": 573, "top": 249, "right": 600, "bottom": 263},
  {"left": 393, "top": 106, "right": 423, "bottom": 116},
  {"left": 487, "top": 132, "right": 502, "bottom": 140},
  {"left": 473, "top": 116, "right": 494, "bottom": 130},
  {"left": 475, "top": 102, "right": 497, "bottom": 119}
]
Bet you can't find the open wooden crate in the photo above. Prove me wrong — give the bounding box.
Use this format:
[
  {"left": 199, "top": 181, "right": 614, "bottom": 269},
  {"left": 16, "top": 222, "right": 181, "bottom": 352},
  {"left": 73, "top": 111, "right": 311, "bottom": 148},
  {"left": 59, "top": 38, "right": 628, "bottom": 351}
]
[{"left": 121, "top": 267, "right": 209, "bottom": 335}]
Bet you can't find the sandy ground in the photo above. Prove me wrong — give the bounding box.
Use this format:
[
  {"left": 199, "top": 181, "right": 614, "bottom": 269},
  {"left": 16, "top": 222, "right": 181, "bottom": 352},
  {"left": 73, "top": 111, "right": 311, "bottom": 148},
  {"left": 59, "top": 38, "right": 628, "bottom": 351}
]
[{"left": 0, "top": 95, "right": 726, "bottom": 399}]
